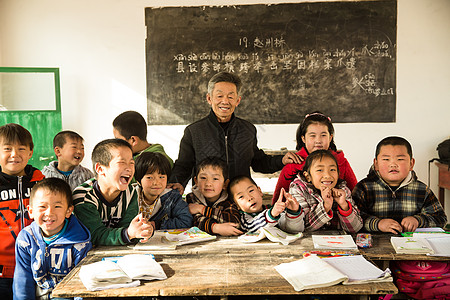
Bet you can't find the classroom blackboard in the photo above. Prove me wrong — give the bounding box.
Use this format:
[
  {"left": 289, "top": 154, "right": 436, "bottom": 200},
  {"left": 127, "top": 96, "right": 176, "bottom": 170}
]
[{"left": 145, "top": 1, "right": 397, "bottom": 125}]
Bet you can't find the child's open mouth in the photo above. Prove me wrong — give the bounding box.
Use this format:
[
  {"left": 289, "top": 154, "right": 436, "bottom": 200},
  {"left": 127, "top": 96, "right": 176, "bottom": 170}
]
[{"left": 120, "top": 175, "right": 131, "bottom": 185}]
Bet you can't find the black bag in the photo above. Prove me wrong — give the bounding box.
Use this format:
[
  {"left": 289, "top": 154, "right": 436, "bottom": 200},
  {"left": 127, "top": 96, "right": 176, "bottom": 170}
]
[{"left": 437, "top": 139, "right": 450, "bottom": 165}]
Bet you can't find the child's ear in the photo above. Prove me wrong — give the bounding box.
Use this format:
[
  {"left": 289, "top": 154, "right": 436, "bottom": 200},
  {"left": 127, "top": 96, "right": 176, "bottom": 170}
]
[
  {"left": 303, "top": 171, "right": 311, "bottom": 182},
  {"left": 193, "top": 176, "right": 198, "bottom": 186},
  {"left": 95, "top": 163, "right": 106, "bottom": 176},
  {"left": 223, "top": 179, "right": 230, "bottom": 190},
  {"left": 27, "top": 205, "right": 34, "bottom": 219},
  {"left": 409, "top": 158, "right": 415, "bottom": 171},
  {"left": 129, "top": 136, "right": 139, "bottom": 147},
  {"left": 54, "top": 147, "right": 62, "bottom": 157},
  {"left": 373, "top": 158, "right": 379, "bottom": 171},
  {"left": 66, "top": 205, "right": 74, "bottom": 218}
]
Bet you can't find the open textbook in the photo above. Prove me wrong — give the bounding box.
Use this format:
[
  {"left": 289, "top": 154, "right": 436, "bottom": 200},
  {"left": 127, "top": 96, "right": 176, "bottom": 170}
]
[
  {"left": 312, "top": 235, "right": 358, "bottom": 250},
  {"left": 238, "top": 227, "right": 302, "bottom": 245},
  {"left": 133, "top": 227, "right": 216, "bottom": 250},
  {"left": 275, "top": 255, "right": 392, "bottom": 291},
  {"left": 79, "top": 254, "right": 167, "bottom": 291}
]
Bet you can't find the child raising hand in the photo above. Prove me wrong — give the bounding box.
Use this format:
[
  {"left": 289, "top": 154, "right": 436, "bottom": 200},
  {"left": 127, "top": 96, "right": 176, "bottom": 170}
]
[{"left": 290, "top": 149, "right": 362, "bottom": 233}]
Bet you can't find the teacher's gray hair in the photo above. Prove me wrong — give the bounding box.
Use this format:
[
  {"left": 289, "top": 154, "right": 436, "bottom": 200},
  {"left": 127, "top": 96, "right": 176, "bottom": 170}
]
[{"left": 207, "top": 71, "right": 242, "bottom": 95}]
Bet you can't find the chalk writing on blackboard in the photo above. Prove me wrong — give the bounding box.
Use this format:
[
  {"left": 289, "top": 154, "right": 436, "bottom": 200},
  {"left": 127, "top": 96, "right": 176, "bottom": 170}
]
[{"left": 145, "top": 1, "right": 397, "bottom": 125}]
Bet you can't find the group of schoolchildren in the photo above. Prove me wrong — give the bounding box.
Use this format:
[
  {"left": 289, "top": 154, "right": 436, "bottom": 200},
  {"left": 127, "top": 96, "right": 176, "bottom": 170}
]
[{"left": 0, "top": 108, "right": 446, "bottom": 300}]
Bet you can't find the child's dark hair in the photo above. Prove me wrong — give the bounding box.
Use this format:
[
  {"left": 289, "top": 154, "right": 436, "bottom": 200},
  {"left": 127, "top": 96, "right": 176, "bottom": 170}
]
[
  {"left": 91, "top": 139, "right": 132, "bottom": 173},
  {"left": 228, "top": 175, "right": 258, "bottom": 199},
  {"left": 134, "top": 152, "right": 172, "bottom": 183},
  {"left": 0, "top": 123, "right": 34, "bottom": 150},
  {"left": 375, "top": 136, "right": 413, "bottom": 158},
  {"left": 30, "top": 178, "right": 73, "bottom": 207},
  {"left": 295, "top": 111, "right": 336, "bottom": 151},
  {"left": 207, "top": 72, "right": 242, "bottom": 95},
  {"left": 53, "top": 130, "right": 83, "bottom": 148},
  {"left": 195, "top": 157, "right": 229, "bottom": 181},
  {"left": 302, "top": 149, "right": 340, "bottom": 179},
  {"left": 112, "top": 111, "right": 147, "bottom": 141}
]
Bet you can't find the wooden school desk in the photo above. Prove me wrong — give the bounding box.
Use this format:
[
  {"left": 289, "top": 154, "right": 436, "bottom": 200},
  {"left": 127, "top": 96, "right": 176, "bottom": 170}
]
[{"left": 52, "top": 231, "right": 399, "bottom": 299}]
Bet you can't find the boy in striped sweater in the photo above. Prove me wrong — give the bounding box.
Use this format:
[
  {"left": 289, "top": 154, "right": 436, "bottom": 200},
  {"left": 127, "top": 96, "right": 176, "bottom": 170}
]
[
  {"left": 229, "top": 175, "right": 304, "bottom": 233},
  {"left": 73, "top": 139, "right": 153, "bottom": 246}
]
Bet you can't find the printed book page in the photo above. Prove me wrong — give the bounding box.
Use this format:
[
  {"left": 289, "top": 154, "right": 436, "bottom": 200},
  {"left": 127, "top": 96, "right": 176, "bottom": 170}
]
[
  {"left": 312, "top": 235, "right": 358, "bottom": 250},
  {"left": 322, "top": 255, "right": 392, "bottom": 284},
  {"left": 275, "top": 255, "right": 348, "bottom": 291},
  {"left": 238, "top": 227, "right": 302, "bottom": 245},
  {"left": 425, "top": 236, "right": 450, "bottom": 256}
]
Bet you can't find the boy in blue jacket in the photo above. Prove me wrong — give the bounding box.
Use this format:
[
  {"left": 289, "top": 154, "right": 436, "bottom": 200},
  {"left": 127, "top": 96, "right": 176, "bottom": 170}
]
[{"left": 13, "top": 178, "right": 91, "bottom": 300}]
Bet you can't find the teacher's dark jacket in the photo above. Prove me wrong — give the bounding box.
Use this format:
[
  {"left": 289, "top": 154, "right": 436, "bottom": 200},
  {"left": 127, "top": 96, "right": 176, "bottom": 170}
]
[{"left": 170, "top": 110, "right": 284, "bottom": 187}]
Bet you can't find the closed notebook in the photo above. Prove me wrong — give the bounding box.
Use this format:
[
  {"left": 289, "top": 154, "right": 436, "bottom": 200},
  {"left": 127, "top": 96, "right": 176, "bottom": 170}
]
[
  {"left": 312, "top": 235, "right": 358, "bottom": 250},
  {"left": 390, "top": 236, "right": 434, "bottom": 254}
]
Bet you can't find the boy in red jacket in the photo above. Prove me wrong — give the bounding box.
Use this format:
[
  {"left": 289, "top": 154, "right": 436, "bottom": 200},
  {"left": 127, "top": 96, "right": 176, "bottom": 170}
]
[{"left": 0, "top": 123, "right": 44, "bottom": 299}]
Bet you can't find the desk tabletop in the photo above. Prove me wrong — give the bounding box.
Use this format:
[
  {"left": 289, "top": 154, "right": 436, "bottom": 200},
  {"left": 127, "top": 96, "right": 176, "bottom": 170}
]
[{"left": 51, "top": 232, "right": 410, "bottom": 298}]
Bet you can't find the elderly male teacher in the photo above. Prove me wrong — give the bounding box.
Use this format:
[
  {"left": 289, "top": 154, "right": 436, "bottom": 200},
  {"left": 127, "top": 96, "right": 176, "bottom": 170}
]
[{"left": 169, "top": 71, "right": 301, "bottom": 193}]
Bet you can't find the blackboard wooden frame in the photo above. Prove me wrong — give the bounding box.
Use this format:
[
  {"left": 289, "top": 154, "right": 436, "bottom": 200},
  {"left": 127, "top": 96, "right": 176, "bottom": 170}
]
[{"left": 145, "top": 0, "right": 397, "bottom": 125}]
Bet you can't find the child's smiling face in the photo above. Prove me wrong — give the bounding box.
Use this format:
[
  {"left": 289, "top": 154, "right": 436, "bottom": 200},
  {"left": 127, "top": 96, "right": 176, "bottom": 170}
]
[
  {"left": 374, "top": 145, "right": 415, "bottom": 186},
  {"left": 230, "top": 178, "right": 263, "bottom": 213},
  {"left": 140, "top": 170, "right": 167, "bottom": 202},
  {"left": 194, "top": 165, "right": 227, "bottom": 203},
  {"left": 97, "top": 146, "right": 135, "bottom": 192},
  {"left": 56, "top": 137, "right": 85, "bottom": 169},
  {"left": 0, "top": 141, "right": 33, "bottom": 176},
  {"left": 302, "top": 123, "right": 332, "bottom": 153},
  {"left": 304, "top": 156, "right": 339, "bottom": 190}
]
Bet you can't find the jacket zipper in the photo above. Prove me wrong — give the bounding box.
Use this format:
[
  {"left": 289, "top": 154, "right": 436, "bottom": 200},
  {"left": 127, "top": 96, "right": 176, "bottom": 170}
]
[
  {"left": 18, "top": 176, "right": 25, "bottom": 229},
  {"left": 225, "top": 134, "right": 229, "bottom": 165}
]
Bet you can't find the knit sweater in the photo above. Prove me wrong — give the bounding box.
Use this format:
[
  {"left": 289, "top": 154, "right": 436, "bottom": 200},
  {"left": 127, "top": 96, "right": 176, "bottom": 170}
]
[
  {"left": 0, "top": 165, "right": 44, "bottom": 278},
  {"left": 13, "top": 215, "right": 91, "bottom": 300},
  {"left": 289, "top": 176, "right": 363, "bottom": 233},
  {"left": 41, "top": 161, "right": 94, "bottom": 190},
  {"left": 352, "top": 168, "right": 447, "bottom": 232},
  {"left": 185, "top": 186, "right": 240, "bottom": 234},
  {"left": 239, "top": 205, "right": 304, "bottom": 233},
  {"left": 73, "top": 178, "right": 139, "bottom": 246},
  {"left": 272, "top": 147, "right": 357, "bottom": 204}
]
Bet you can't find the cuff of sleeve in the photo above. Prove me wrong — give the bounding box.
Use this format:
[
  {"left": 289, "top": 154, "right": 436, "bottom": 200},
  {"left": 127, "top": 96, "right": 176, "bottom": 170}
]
[
  {"left": 286, "top": 208, "right": 302, "bottom": 218},
  {"left": 338, "top": 201, "right": 353, "bottom": 217},
  {"left": 121, "top": 228, "right": 132, "bottom": 244},
  {"left": 267, "top": 207, "right": 281, "bottom": 222}
]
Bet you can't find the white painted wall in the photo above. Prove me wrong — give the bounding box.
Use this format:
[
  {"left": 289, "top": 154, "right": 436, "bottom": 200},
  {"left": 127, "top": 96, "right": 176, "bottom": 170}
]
[{"left": 0, "top": 0, "right": 449, "bottom": 214}]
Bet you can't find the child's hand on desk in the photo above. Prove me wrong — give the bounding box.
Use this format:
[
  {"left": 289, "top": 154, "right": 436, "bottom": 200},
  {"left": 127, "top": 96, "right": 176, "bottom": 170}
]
[
  {"left": 401, "top": 216, "right": 419, "bottom": 232},
  {"left": 212, "top": 223, "right": 243, "bottom": 236},
  {"left": 320, "top": 187, "right": 333, "bottom": 213},
  {"left": 188, "top": 203, "right": 205, "bottom": 215},
  {"left": 331, "top": 188, "right": 349, "bottom": 211},
  {"left": 378, "top": 218, "right": 403, "bottom": 234},
  {"left": 128, "top": 213, "right": 155, "bottom": 243}
]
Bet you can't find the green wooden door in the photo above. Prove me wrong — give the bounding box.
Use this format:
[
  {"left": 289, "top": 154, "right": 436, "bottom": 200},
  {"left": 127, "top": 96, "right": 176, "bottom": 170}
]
[{"left": 0, "top": 67, "right": 62, "bottom": 170}]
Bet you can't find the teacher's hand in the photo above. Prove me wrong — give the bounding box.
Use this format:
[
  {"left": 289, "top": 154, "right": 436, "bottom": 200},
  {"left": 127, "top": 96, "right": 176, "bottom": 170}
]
[{"left": 281, "top": 152, "right": 303, "bottom": 165}]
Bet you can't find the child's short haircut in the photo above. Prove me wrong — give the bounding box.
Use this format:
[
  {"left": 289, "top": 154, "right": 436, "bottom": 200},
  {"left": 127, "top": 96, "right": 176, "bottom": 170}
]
[
  {"left": 195, "top": 157, "right": 229, "bottom": 181},
  {"left": 53, "top": 130, "right": 83, "bottom": 148},
  {"left": 207, "top": 72, "right": 242, "bottom": 95},
  {"left": 302, "top": 149, "right": 340, "bottom": 176},
  {"left": 112, "top": 111, "right": 147, "bottom": 141},
  {"left": 134, "top": 152, "right": 172, "bottom": 183},
  {"left": 91, "top": 138, "right": 132, "bottom": 173},
  {"left": 375, "top": 136, "right": 413, "bottom": 158},
  {"left": 30, "top": 177, "right": 73, "bottom": 207},
  {"left": 228, "top": 175, "right": 257, "bottom": 198},
  {"left": 0, "top": 123, "right": 34, "bottom": 150}
]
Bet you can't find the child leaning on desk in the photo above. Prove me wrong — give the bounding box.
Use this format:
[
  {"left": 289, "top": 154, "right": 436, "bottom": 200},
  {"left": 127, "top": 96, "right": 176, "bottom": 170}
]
[
  {"left": 229, "top": 175, "right": 304, "bottom": 233},
  {"left": 13, "top": 178, "right": 91, "bottom": 300},
  {"left": 186, "top": 157, "right": 242, "bottom": 236},
  {"left": 133, "top": 152, "right": 192, "bottom": 230},
  {"left": 73, "top": 139, "right": 154, "bottom": 246},
  {"left": 289, "top": 149, "right": 363, "bottom": 233},
  {"left": 352, "top": 136, "right": 447, "bottom": 233}
]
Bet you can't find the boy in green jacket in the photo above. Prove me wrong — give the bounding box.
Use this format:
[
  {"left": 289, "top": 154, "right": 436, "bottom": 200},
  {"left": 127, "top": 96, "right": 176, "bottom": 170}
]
[{"left": 73, "top": 139, "right": 153, "bottom": 245}]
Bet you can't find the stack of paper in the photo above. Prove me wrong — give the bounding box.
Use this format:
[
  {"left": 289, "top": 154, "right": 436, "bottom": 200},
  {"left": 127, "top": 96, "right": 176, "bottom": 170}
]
[
  {"left": 390, "top": 237, "right": 434, "bottom": 254},
  {"left": 312, "top": 235, "right": 358, "bottom": 250},
  {"left": 275, "top": 255, "right": 391, "bottom": 291}
]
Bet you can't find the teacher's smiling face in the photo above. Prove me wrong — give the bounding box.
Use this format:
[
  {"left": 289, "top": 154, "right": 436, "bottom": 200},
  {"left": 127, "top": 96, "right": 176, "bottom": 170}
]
[{"left": 207, "top": 81, "right": 241, "bottom": 123}]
